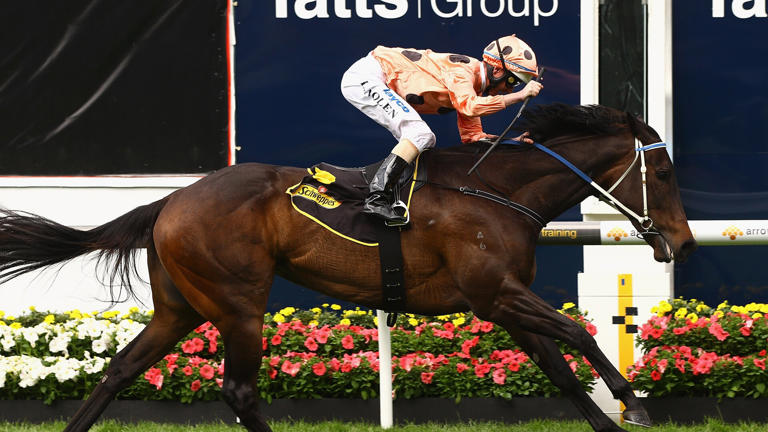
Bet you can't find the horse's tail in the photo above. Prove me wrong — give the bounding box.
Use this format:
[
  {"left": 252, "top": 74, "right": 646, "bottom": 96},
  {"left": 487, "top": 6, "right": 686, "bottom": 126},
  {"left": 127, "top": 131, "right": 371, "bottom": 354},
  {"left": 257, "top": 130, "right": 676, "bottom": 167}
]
[{"left": 0, "top": 197, "right": 170, "bottom": 303}]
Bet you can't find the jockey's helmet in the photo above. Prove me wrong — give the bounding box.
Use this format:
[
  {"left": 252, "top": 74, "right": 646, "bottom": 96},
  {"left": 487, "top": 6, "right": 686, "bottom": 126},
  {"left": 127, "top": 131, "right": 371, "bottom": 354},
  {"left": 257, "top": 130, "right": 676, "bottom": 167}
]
[{"left": 482, "top": 35, "right": 538, "bottom": 89}]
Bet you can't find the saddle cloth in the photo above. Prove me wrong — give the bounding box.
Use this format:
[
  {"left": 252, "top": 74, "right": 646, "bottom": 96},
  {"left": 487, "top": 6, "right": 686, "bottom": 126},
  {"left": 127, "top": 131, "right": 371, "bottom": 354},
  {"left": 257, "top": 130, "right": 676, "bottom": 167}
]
[{"left": 286, "top": 154, "right": 427, "bottom": 246}]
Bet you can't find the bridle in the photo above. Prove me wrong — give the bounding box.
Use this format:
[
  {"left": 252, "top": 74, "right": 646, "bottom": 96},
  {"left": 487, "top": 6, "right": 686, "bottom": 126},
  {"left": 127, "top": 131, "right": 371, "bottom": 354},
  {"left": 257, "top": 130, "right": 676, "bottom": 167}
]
[{"left": 531, "top": 138, "right": 668, "bottom": 235}]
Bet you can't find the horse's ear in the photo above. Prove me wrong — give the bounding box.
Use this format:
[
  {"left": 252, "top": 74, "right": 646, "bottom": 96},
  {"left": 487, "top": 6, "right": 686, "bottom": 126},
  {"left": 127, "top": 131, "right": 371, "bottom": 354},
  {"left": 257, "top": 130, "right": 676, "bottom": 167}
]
[{"left": 624, "top": 111, "right": 642, "bottom": 139}]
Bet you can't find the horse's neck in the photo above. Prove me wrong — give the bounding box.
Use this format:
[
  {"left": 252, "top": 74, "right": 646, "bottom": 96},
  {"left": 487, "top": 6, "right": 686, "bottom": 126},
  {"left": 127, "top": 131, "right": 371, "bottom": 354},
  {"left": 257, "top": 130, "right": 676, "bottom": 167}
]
[{"left": 481, "top": 135, "right": 629, "bottom": 223}]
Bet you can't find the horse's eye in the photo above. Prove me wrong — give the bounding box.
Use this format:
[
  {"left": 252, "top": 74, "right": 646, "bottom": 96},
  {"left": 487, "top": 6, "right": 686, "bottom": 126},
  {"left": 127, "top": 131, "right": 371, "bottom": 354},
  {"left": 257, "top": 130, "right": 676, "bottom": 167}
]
[{"left": 655, "top": 169, "right": 670, "bottom": 180}]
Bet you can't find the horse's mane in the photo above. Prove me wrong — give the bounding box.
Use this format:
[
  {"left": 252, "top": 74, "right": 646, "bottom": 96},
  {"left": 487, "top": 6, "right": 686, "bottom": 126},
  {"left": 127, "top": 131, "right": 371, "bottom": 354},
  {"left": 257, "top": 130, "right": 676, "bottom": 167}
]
[{"left": 514, "top": 103, "right": 629, "bottom": 143}]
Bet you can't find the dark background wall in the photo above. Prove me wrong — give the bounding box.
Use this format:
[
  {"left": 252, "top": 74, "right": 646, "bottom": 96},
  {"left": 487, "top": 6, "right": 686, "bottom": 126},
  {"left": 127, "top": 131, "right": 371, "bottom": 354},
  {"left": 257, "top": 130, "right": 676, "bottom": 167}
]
[{"left": 671, "top": 1, "right": 768, "bottom": 305}]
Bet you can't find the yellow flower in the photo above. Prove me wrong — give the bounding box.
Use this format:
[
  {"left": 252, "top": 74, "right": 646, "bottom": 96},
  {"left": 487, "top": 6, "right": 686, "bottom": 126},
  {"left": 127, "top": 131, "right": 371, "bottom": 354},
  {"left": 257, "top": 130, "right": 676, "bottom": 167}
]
[
  {"left": 717, "top": 301, "right": 729, "bottom": 310},
  {"left": 408, "top": 318, "right": 419, "bottom": 326},
  {"left": 10, "top": 322, "right": 22, "bottom": 329},
  {"left": 147, "top": 310, "right": 154, "bottom": 316},
  {"left": 6, "top": 315, "right": 15, "bottom": 321},
  {"left": 322, "top": 303, "right": 329, "bottom": 308},
  {"left": 279, "top": 307, "right": 296, "bottom": 316},
  {"left": 0, "top": 321, "right": 6, "bottom": 326},
  {"left": 674, "top": 308, "right": 688, "bottom": 319},
  {"left": 330, "top": 304, "right": 341, "bottom": 310},
  {"left": 311, "top": 308, "right": 322, "bottom": 314},
  {"left": 121, "top": 314, "right": 131, "bottom": 320},
  {"left": 339, "top": 318, "right": 351, "bottom": 326},
  {"left": 373, "top": 316, "right": 379, "bottom": 326},
  {"left": 129, "top": 307, "right": 139, "bottom": 313},
  {"left": 309, "top": 320, "right": 319, "bottom": 326},
  {"left": 0, "top": 311, "right": 5, "bottom": 319},
  {"left": 562, "top": 302, "right": 576, "bottom": 310},
  {"left": 436, "top": 314, "right": 450, "bottom": 321},
  {"left": 69, "top": 310, "right": 82, "bottom": 320},
  {"left": 714, "top": 310, "right": 724, "bottom": 319},
  {"left": 696, "top": 304, "right": 708, "bottom": 312},
  {"left": 686, "top": 313, "right": 699, "bottom": 323},
  {"left": 272, "top": 313, "right": 285, "bottom": 323},
  {"left": 761, "top": 305, "right": 768, "bottom": 314},
  {"left": 658, "top": 301, "right": 673, "bottom": 314},
  {"left": 452, "top": 317, "right": 466, "bottom": 326},
  {"left": 28, "top": 306, "right": 36, "bottom": 312},
  {"left": 752, "top": 313, "right": 763, "bottom": 320},
  {"left": 650, "top": 306, "right": 658, "bottom": 314},
  {"left": 43, "top": 315, "right": 55, "bottom": 324}
]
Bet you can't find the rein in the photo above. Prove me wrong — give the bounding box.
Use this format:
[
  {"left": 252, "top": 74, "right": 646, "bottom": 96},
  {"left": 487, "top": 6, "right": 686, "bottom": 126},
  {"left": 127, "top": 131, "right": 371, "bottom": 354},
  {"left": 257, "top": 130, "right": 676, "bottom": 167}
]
[
  {"left": 531, "top": 139, "right": 668, "bottom": 232},
  {"left": 424, "top": 138, "right": 668, "bottom": 231}
]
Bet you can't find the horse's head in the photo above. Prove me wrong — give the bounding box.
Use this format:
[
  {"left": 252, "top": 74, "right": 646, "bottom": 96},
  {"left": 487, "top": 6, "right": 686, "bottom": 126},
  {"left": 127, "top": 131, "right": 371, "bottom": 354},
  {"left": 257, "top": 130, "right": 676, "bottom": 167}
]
[{"left": 604, "top": 114, "right": 697, "bottom": 263}]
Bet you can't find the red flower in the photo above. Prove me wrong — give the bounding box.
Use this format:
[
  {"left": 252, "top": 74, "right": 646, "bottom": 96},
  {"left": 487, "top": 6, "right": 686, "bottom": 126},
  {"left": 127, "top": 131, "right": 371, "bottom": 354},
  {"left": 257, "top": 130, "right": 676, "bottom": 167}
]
[
  {"left": 421, "top": 372, "right": 434, "bottom": 384},
  {"left": 651, "top": 370, "right": 662, "bottom": 381},
  {"left": 144, "top": 367, "right": 164, "bottom": 390},
  {"left": 341, "top": 335, "right": 354, "bottom": 349},
  {"left": 754, "top": 358, "right": 766, "bottom": 370},
  {"left": 217, "top": 360, "right": 225, "bottom": 376},
  {"left": 200, "top": 364, "right": 215, "bottom": 380},
  {"left": 649, "top": 328, "right": 664, "bottom": 339},
  {"left": 507, "top": 361, "right": 520, "bottom": 372},
  {"left": 181, "top": 337, "right": 205, "bottom": 354},
  {"left": 268, "top": 368, "right": 277, "bottom": 379},
  {"left": 271, "top": 335, "right": 282, "bottom": 345},
  {"left": 216, "top": 378, "right": 223, "bottom": 388},
  {"left": 304, "top": 337, "right": 319, "bottom": 351},
  {"left": 480, "top": 321, "right": 494, "bottom": 332},
  {"left": 474, "top": 363, "right": 492, "bottom": 378},
  {"left": 673, "top": 327, "right": 688, "bottom": 335},
  {"left": 190, "top": 380, "right": 201, "bottom": 392},
  {"left": 313, "top": 326, "right": 331, "bottom": 344},
  {"left": 443, "top": 322, "right": 455, "bottom": 332},
  {"left": 195, "top": 322, "right": 212, "bottom": 333},
  {"left": 262, "top": 337, "right": 268, "bottom": 350},
  {"left": 461, "top": 336, "right": 480, "bottom": 356},
  {"left": 281, "top": 360, "right": 301, "bottom": 377},
  {"left": 312, "top": 362, "right": 327, "bottom": 376},
  {"left": 456, "top": 363, "right": 469, "bottom": 373},
  {"left": 182, "top": 366, "right": 194, "bottom": 376},
  {"left": 760, "top": 350, "right": 767, "bottom": 357},
  {"left": 585, "top": 322, "right": 598, "bottom": 336},
  {"left": 740, "top": 326, "right": 752, "bottom": 337}
]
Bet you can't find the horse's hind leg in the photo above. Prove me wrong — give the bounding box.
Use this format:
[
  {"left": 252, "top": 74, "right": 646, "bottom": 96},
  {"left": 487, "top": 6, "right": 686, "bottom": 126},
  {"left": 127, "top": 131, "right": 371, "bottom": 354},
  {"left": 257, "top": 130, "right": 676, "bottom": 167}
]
[
  {"left": 504, "top": 326, "right": 627, "bottom": 432},
  {"left": 63, "top": 245, "right": 204, "bottom": 432}
]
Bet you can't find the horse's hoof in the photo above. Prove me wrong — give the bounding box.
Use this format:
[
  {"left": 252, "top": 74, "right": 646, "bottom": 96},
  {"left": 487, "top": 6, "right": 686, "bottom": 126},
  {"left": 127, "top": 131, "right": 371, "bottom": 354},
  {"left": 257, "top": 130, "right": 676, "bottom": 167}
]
[{"left": 623, "top": 409, "right": 652, "bottom": 428}]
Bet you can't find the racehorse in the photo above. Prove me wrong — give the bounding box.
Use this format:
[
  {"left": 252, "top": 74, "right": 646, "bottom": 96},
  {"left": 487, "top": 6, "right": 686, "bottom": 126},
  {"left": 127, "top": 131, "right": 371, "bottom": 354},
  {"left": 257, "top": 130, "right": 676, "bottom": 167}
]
[{"left": 0, "top": 103, "right": 697, "bottom": 432}]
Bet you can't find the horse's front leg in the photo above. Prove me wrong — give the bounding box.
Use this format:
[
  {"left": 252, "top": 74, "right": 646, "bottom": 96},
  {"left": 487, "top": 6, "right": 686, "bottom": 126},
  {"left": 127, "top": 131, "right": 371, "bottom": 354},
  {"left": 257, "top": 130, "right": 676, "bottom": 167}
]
[{"left": 472, "top": 275, "right": 638, "bottom": 432}]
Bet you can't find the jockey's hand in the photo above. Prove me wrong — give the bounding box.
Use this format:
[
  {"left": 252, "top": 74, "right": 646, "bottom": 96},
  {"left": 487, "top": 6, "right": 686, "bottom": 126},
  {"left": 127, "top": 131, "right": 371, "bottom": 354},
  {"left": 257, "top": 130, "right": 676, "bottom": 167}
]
[
  {"left": 515, "top": 131, "right": 534, "bottom": 145},
  {"left": 522, "top": 80, "right": 543, "bottom": 99}
]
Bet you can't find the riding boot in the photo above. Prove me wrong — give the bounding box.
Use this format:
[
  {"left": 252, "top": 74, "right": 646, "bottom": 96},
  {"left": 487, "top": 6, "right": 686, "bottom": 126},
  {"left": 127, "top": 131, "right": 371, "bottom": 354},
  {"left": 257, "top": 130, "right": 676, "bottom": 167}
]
[{"left": 363, "top": 153, "right": 410, "bottom": 223}]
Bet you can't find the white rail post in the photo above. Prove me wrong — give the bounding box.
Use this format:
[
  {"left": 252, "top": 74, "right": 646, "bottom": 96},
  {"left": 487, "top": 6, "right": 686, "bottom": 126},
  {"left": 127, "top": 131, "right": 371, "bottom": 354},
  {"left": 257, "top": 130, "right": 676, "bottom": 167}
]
[{"left": 376, "top": 310, "right": 393, "bottom": 429}]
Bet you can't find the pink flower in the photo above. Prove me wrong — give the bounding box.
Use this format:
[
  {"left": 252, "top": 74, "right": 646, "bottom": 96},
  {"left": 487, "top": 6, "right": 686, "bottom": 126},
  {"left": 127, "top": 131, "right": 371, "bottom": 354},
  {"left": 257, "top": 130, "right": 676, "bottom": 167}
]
[
  {"left": 341, "top": 335, "right": 355, "bottom": 349},
  {"left": 262, "top": 337, "right": 268, "bottom": 350},
  {"left": 281, "top": 360, "right": 301, "bottom": 377},
  {"left": 480, "top": 322, "right": 494, "bottom": 332},
  {"left": 271, "top": 335, "right": 282, "bottom": 345},
  {"left": 181, "top": 337, "right": 205, "bottom": 354},
  {"left": 708, "top": 321, "right": 730, "bottom": 341},
  {"left": 182, "top": 366, "right": 194, "bottom": 376},
  {"left": 568, "top": 361, "right": 578, "bottom": 373},
  {"left": 461, "top": 336, "right": 480, "bottom": 356},
  {"left": 675, "top": 358, "right": 686, "bottom": 373},
  {"left": 194, "top": 322, "right": 212, "bottom": 333},
  {"left": 217, "top": 360, "right": 225, "bottom": 376},
  {"left": 456, "top": 363, "right": 469, "bottom": 373},
  {"left": 492, "top": 368, "right": 506, "bottom": 385},
  {"left": 585, "top": 322, "right": 597, "bottom": 336},
  {"left": 200, "top": 364, "right": 215, "bottom": 380},
  {"left": 312, "top": 362, "right": 327, "bottom": 376},
  {"left": 421, "top": 372, "right": 434, "bottom": 384},
  {"left": 190, "top": 380, "right": 201, "bottom": 392},
  {"left": 740, "top": 326, "right": 752, "bottom": 337},
  {"left": 216, "top": 378, "right": 223, "bottom": 388},
  {"left": 507, "top": 361, "right": 520, "bottom": 372},
  {"left": 657, "top": 359, "right": 668, "bottom": 374},
  {"left": 304, "top": 337, "right": 319, "bottom": 351},
  {"left": 673, "top": 327, "right": 688, "bottom": 335},
  {"left": 268, "top": 368, "right": 277, "bottom": 379},
  {"left": 144, "top": 367, "right": 164, "bottom": 390},
  {"left": 313, "top": 326, "right": 331, "bottom": 344}
]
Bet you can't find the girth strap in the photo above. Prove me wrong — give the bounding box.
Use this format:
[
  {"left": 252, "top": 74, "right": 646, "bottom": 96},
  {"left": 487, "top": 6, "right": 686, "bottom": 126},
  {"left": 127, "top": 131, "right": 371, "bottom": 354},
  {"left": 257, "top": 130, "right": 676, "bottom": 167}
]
[{"left": 377, "top": 225, "right": 406, "bottom": 326}]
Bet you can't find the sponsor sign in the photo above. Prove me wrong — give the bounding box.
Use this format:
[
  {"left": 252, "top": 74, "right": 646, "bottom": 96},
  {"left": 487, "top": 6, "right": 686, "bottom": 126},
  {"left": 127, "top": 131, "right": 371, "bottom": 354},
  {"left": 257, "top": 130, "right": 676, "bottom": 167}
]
[{"left": 291, "top": 184, "right": 342, "bottom": 209}]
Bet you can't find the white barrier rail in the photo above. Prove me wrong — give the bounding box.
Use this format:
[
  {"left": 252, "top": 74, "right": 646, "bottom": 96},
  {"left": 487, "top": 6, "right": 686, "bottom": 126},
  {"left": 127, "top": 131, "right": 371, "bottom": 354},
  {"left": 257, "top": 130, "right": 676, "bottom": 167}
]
[{"left": 538, "top": 220, "right": 768, "bottom": 245}]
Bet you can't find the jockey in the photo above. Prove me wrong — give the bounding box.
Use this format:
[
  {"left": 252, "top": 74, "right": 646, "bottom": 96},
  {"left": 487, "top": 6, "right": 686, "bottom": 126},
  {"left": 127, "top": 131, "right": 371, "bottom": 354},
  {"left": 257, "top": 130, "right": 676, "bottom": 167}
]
[{"left": 341, "top": 35, "right": 543, "bottom": 224}]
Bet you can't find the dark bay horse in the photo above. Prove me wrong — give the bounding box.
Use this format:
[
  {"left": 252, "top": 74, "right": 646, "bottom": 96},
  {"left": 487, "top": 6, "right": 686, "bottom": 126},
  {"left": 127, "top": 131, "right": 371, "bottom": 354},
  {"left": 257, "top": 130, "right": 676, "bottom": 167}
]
[{"left": 0, "top": 104, "right": 697, "bottom": 432}]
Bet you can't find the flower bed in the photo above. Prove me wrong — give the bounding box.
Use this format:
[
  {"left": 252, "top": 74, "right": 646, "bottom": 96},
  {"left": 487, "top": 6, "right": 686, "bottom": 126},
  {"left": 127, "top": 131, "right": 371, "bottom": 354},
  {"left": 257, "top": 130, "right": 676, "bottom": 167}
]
[
  {"left": 0, "top": 304, "right": 597, "bottom": 404},
  {"left": 628, "top": 299, "right": 768, "bottom": 398}
]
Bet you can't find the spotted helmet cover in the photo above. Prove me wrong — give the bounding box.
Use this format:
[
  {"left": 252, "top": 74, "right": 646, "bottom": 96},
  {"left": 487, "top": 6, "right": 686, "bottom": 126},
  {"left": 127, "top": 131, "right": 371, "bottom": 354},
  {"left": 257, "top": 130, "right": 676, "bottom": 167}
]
[{"left": 482, "top": 35, "right": 538, "bottom": 84}]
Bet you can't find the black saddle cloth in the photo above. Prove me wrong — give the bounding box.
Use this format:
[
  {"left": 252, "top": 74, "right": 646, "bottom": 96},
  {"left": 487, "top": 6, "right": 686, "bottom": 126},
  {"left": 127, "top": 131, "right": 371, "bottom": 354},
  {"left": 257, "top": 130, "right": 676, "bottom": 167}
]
[{"left": 287, "top": 155, "right": 427, "bottom": 245}]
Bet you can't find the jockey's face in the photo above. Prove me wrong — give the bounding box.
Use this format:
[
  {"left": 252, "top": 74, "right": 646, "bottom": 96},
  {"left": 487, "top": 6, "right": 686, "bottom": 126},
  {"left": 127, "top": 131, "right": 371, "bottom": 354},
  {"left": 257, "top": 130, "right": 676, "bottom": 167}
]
[{"left": 486, "top": 67, "right": 523, "bottom": 96}]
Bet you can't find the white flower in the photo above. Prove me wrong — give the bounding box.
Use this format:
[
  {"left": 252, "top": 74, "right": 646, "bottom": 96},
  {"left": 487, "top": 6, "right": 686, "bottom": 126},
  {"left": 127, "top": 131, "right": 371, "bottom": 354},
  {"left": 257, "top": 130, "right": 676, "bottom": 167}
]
[
  {"left": 20, "top": 327, "right": 41, "bottom": 347},
  {"left": 49, "top": 333, "right": 71, "bottom": 355},
  {"left": 49, "top": 358, "right": 81, "bottom": 383},
  {"left": 91, "top": 338, "right": 108, "bottom": 354},
  {"left": 18, "top": 356, "right": 46, "bottom": 388},
  {"left": 83, "top": 356, "right": 107, "bottom": 374},
  {"left": 1, "top": 335, "right": 15, "bottom": 351}
]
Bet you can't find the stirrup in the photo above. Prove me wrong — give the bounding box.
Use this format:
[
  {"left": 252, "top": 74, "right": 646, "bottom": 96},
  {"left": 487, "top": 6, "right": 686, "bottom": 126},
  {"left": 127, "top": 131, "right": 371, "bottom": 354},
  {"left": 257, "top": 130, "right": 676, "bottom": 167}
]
[{"left": 385, "top": 200, "right": 409, "bottom": 227}]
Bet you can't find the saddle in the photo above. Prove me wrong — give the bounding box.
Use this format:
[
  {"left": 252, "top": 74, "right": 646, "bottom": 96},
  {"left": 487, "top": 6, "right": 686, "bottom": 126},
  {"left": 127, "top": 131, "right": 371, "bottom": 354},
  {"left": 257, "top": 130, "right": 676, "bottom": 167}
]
[{"left": 286, "top": 153, "right": 428, "bottom": 245}]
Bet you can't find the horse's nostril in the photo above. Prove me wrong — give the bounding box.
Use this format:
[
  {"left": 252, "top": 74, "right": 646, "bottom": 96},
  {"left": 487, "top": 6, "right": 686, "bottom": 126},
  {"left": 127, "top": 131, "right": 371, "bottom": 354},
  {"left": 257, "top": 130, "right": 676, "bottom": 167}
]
[{"left": 677, "top": 238, "right": 698, "bottom": 262}]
